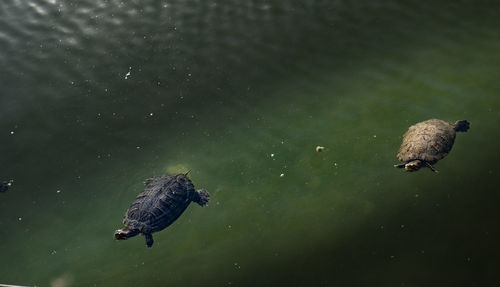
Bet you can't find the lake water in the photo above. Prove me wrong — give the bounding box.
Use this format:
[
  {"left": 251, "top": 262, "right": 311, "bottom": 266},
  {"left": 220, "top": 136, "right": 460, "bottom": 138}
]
[{"left": 1, "top": 0, "right": 499, "bottom": 286}]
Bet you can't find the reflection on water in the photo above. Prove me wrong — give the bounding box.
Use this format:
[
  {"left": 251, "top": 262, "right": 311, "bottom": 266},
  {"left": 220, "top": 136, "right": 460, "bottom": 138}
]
[
  {"left": 0, "top": 0, "right": 499, "bottom": 286},
  {"left": 50, "top": 273, "right": 73, "bottom": 287}
]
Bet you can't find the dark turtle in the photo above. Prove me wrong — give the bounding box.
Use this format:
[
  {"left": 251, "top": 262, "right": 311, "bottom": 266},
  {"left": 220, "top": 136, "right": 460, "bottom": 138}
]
[
  {"left": 0, "top": 180, "right": 13, "bottom": 193},
  {"left": 394, "top": 119, "right": 470, "bottom": 172},
  {"left": 114, "top": 173, "right": 209, "bottom": 247}
]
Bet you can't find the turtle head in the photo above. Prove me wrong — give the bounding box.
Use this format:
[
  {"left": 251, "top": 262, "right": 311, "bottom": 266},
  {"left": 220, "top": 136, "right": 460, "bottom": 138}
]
[
  {"left": 404, "top": 160, "right": 424, "bottom": 172},
  {"left": 114, "top": 228, "right": 139, "bottom": 240}
]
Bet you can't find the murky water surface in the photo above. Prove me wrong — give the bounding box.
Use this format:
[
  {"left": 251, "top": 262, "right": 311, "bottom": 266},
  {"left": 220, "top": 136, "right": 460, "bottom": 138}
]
[{"left": 1, "top": 0, "right": 499, "bottom": 286}]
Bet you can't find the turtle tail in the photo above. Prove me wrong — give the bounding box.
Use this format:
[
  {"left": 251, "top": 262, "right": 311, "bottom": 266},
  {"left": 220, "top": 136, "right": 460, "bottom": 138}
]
[
  {"left": 193, "top": 189, "right": 210, "bottom": 206},
  {"left": 453, "top": 120, "right": 470, "bottom": 132}
]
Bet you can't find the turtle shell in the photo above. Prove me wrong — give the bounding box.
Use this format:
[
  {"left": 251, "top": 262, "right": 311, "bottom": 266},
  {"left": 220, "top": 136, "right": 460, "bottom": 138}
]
[
  {"left": 397, "top": 119, "right": 456, "bottom": 164},
  {"left": 123, "top": 174, "right": 196, "bottom": 233}
]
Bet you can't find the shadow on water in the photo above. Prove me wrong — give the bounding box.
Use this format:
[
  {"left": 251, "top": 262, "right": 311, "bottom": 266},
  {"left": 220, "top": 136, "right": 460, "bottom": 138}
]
[
  {"left": 0, "top": 0, "right": 500, "bottom": 286},
  {"left": 230, "top": 161, "right": 500, "bottom": 287}
]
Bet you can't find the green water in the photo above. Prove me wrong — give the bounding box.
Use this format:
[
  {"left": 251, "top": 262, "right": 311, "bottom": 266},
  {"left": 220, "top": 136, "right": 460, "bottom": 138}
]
[{"left": 1, "top": 0, "right": 499, "bottom": 286}]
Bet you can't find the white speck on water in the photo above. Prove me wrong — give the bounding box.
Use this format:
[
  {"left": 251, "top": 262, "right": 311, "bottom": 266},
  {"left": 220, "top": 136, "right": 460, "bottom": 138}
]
[
  {"left": 56, "top": 190, "right": 61, "bottom": 193},
  {"left": 270, "top": 153, "right": 274, "bottom": 157},
  {"left": 149, "top": 112, "right": 154, "bottom": 116},
  {"left": 280, "top": 173, "right": 285, "bottom": 177},
  {"left": 334, "top": 162, "right": 339, "bottom": 168},
  {"left": 373, "top": 135, "right": 377, "bottom": 138},
  {"left": 415, "top": 194, "right": 419, "bottom": 197},
  {"left": 136, "top": 146, "right": 141, "bottom": 149},
  {"left": 124, "top": 67, "right": 132, "bottom": 79},
  {"left": 400, "top": 224, "right": 405, "bottom": 228},
  {"left": 227, "top": 225, "right": 232, "bottom": 229},
  {"left": 18, "top": 217, "right": 22, "bottom": 221}
]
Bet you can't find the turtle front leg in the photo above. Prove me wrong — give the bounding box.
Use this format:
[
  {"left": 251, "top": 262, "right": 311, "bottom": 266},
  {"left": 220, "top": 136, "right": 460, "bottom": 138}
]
[
  {"left": 192, "top": 189, "right": 210, "bottom": 206},
  {"left": 394, "top": 163, "right": 406, "bottom": 169},
  {"left": 144, "top": 233, "right": 154, "bottom": 248},
  {"left": 425, "top": 162, "right": 438, "bottom": 173}
]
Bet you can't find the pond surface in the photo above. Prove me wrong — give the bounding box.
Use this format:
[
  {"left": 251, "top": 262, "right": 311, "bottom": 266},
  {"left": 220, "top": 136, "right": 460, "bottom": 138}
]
[{"left": 0, "top": 0, "right": 499, "bottom": 286}]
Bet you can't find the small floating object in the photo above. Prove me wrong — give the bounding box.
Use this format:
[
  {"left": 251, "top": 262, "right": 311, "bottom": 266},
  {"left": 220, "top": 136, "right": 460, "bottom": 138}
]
[
  {"left": 0, "top": 180, "right": 13, "bottom": 193},
  {"left": 315, "top": 146, "right": 325, "bottom": 152},
  {"left": 395, "top": 119, "right": 470, "bottom": 172},
  {"left": 124, "top": 67, "right": 132, "bottom": 79}
]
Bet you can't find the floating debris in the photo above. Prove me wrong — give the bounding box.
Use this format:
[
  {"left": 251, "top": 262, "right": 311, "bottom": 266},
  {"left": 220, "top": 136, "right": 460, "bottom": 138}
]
[
  {"left": 124, "top": 67, "right": 132, "bottom": 79},
  {"left": 315, "top": 146, "right": 325, "bottom": 152},
  {"left": 279, "top": 173, "right": 285, "bottom": 177},
  {"left": 0, "top": 180, "right": 13, "bottom": 193}
]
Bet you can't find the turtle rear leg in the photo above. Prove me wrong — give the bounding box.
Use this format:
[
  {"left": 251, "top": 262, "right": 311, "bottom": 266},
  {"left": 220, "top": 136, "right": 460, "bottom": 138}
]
[
  {"left": 192, "top": 189, "right": 210, "bottom": 206},
  {"left": 453, "top": 120, "right": 470, "bottom": 132},
  {"left": 145, "top": 233, "right": 154, "bottom": 248}
]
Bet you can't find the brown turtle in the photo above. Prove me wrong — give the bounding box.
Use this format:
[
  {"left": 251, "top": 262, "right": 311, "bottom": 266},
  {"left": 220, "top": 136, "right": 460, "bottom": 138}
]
[
  {"left": 394, "top": 119, "right": 470, "bottom": 172},
  {"left": 114, "top": 173, "right": 209, "bottom": 247}
]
